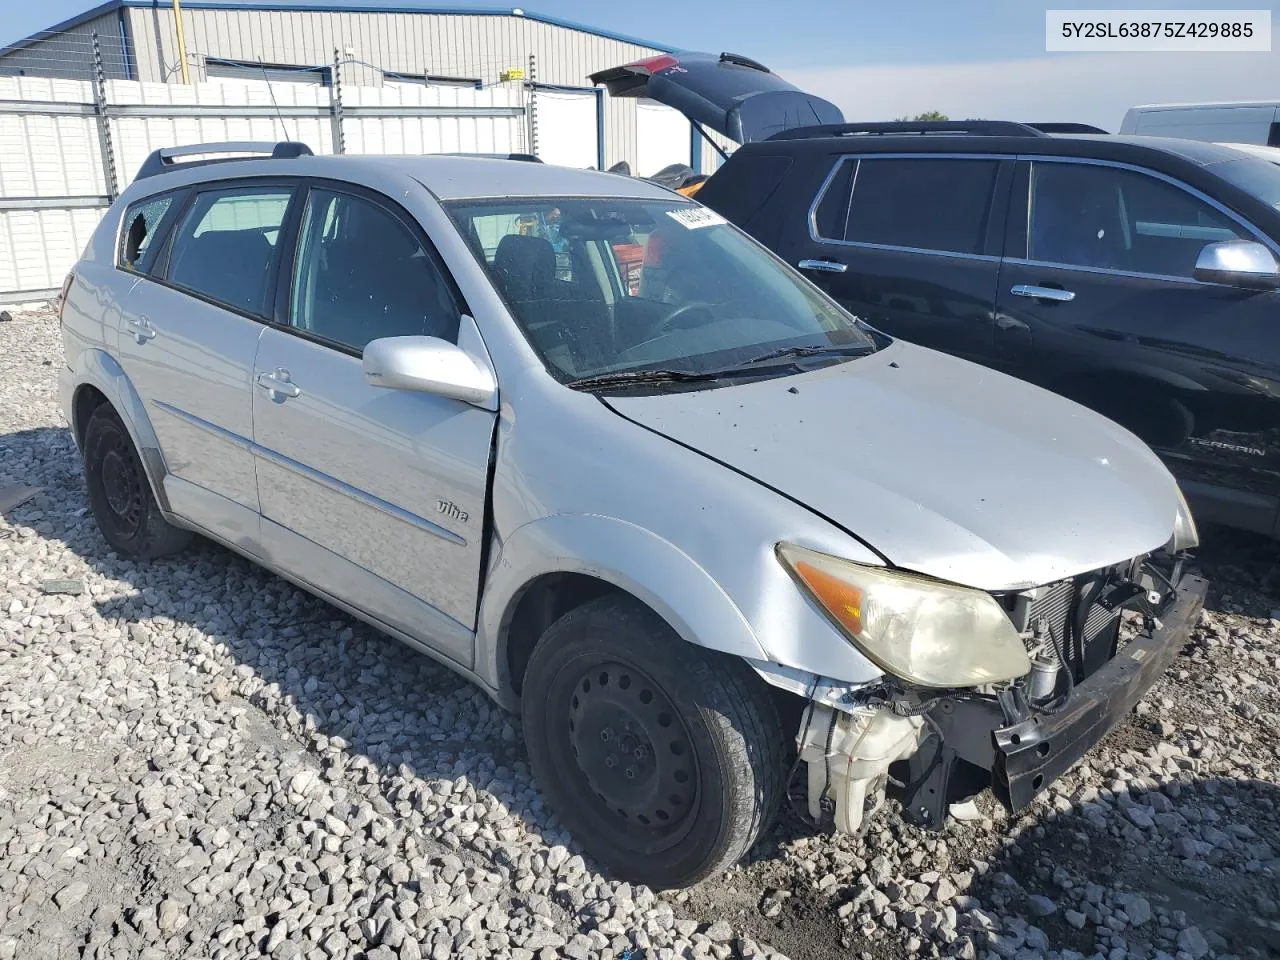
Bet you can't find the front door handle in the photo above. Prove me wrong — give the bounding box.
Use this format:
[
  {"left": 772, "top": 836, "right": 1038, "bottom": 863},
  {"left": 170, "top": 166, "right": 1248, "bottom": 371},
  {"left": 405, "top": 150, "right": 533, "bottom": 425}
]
[
  {"left": 257, "top": 368, "right": 301, "bottom": 399},
  {"left": 798, "top": 259, "right": 848, "bottom": 274},
  {"left": 125, "top": 316, "right": 156, "bottom": 342},
  {"left": 1011, "top": 284, "right": 1075, "bottom": 303}
]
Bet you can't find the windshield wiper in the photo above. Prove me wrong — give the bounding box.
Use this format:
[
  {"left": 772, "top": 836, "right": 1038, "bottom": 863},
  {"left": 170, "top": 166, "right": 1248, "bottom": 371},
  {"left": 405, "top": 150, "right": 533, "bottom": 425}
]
[
  {"left": 564, "top": 368, "right": 724, "bottom": 391},
  {"left": 739, "top": 343, "right": 874, "bottom": 366}
]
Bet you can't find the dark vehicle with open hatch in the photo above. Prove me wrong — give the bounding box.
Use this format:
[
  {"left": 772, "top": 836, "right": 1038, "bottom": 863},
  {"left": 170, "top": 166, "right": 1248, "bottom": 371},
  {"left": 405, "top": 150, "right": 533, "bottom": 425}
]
[{"left": 595, "top": 52, "right": 1280, "bottom": 539}]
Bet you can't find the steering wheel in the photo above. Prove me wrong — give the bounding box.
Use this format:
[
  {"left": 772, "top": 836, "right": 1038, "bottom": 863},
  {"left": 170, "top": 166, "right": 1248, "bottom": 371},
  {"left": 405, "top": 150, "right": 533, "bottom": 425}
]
[{"left": 654, "top": 300, "right": 718, "bottom": 335}]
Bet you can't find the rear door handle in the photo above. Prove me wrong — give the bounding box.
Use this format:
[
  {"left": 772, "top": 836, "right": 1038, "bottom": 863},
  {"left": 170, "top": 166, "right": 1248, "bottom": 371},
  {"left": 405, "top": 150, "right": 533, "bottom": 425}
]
[
  {"left": 1011, "top": 284, "right": 1075, "bottom": 303},
  {"left": 257, "top": 368, "right": 301, "bottom": 399},
  {"left": 798, "top": 259, "right": 848, "bottom": 274},
  {"left": 125, "top": 316, "right": 156, "bottom": 342}
]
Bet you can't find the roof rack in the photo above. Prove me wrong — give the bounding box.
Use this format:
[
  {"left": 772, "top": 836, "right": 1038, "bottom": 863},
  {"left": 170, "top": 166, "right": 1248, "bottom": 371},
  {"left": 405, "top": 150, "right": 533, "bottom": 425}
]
[
  {"left": 767, "top": 120, "right": 1047, "bottom": 142},
  {"left": 136, "top": 141, "right": 313, "bottom": 181},
  {"left": 1023, "top": 122, "right": 1110, "bottom": 134}
]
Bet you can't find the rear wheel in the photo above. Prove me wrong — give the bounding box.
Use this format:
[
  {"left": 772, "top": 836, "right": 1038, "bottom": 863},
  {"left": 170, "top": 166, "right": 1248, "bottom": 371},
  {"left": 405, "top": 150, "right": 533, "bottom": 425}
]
[
  {"left": 521, "top": 594, "right": 785, "bottom": 889},
  {"left": 83, "top": 405, "right": 192, "bottom": 559}
]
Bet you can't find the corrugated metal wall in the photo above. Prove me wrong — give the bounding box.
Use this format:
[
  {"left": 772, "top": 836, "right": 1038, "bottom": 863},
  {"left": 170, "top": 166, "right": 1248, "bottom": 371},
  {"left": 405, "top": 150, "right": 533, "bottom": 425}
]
[
  {"left": 0, "top": 75, "right": 528, "bottom": 299},
  {"left": 0, "top": 13, "right": 132, "bottom": 82},
  {"left": 122, "top": 8, "right": 685, "bottom": 170}
]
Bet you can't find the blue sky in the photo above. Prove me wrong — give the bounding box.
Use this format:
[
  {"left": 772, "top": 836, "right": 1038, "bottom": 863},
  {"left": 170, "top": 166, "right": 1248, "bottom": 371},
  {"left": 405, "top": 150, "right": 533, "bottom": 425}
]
[{"left": 5, "top": 0, "right": 1277, "bottom": 128}]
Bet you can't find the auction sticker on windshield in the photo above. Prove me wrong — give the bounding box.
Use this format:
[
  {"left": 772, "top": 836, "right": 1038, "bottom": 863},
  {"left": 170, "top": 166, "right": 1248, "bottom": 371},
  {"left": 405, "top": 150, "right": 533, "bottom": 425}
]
[{"left": 667, "top": 207, "right": 727, "bottom": 229}]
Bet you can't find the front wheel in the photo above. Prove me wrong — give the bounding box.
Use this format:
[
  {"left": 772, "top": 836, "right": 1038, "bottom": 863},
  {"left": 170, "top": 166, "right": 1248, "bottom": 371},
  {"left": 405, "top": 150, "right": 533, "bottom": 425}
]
[{"left": 521, "top": 595, "right": 786, "bottom": 889}]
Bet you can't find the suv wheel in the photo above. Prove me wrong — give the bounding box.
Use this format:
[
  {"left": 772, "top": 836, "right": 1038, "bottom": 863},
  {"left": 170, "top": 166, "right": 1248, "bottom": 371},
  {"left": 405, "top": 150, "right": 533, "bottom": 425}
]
[
  {"left": 521, "top": 594, "right": 785, "bottom": 889},
  {"left": 83, "top": 405, "right": 192, "bottom": 558}
]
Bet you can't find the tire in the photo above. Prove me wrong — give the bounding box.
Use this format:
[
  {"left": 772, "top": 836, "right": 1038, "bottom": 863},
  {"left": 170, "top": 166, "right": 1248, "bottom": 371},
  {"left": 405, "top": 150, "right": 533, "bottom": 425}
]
[
  {"left": 82, "top": 404, "right": 192, "bottom": 559},
  {"left": 521, "top": 594, "right": 786, "bottom": 889}
]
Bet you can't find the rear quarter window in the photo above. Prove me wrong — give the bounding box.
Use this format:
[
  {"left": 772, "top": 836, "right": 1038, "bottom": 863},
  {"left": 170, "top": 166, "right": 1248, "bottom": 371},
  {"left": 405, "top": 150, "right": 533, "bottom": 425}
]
[{"left": 116, "top": 194, "right": 177, "bottom": 273}]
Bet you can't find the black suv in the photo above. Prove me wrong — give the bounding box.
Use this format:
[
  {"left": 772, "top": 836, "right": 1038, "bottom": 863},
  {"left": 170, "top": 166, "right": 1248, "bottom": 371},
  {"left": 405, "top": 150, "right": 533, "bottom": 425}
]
[{"left": 596, "top": 53, "right": 1280, "bottom": 538}]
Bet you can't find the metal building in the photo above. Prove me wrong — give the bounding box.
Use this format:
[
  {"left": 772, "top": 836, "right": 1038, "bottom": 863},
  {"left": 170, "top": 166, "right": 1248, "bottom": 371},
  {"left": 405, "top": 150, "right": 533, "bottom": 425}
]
[{"left": 0, "top": 0, "right": 718, "bottom": 173}]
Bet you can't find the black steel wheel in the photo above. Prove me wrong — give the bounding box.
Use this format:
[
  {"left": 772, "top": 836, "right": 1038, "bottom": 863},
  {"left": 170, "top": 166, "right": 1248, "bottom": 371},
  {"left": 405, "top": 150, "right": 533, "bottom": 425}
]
[
  {"left": 82, "top": 404, "right": 192, "bottom": 559},
  {"left": 522, "top": 594, "right": 786, "bottom": 889},
  {"left": 565, "top": 658, "right": 700, "bottom": 844}
]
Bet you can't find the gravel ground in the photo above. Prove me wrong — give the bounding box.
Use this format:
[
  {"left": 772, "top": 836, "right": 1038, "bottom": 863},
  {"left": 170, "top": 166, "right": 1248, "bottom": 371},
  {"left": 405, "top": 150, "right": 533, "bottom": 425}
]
[{"left": 2, "top": 307, "right": 1278, "bottom": 960}]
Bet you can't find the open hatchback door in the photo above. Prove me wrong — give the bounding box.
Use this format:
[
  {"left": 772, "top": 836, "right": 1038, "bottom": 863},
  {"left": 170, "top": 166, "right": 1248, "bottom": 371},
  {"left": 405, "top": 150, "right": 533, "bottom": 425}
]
[{"left": 590, "top": 51, "right": 844, "bottom": 144}]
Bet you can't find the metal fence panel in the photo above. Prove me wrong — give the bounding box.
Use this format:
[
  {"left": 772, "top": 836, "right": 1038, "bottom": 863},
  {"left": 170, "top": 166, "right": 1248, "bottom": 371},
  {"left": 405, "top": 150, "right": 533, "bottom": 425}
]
[{"left": 0, "top": 75, "right": 526, "bottom": 301}]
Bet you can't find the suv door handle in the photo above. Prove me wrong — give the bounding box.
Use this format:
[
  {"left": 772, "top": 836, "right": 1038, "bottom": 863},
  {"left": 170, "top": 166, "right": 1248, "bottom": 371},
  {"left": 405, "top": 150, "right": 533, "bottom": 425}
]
[
  {"left": 1011, "top": 284, "right": 1075, "bottom": 303},
  {"left": 124, "top": 316, "right": 156, "bottom": 342},
  {"left": 257, "top": 368, "right": 301, "bottom": 399},
  {"left": 798, "top": 259, "right": 848, "bottom": 274}
]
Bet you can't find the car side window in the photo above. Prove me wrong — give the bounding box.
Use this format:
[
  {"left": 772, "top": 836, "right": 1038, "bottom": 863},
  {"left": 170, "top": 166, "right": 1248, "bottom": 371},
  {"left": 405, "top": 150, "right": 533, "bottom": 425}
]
[
  {"left": 812, "top": 158, "right": 855, "bottom": 241},
  {"left": 1029, "top": 162, "right": 1246, "bottom": 278},
  {"left": 842, "top": 158, "right": 1000, "bottom": 255},
  {"left": 289, "top": 189, "right": 462, "bottom": 352},
  {"left": 117, "top": 194, "right": 176, "bottom": 273},
  {"left": 164, "top": 187, "right": 293, "bottom": 316}
]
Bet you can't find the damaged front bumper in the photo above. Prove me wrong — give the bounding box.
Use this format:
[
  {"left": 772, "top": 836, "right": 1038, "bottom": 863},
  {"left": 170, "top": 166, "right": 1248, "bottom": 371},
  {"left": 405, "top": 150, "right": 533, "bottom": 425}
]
[{"left": 795, "top": 569, "right": 1207, "bottom": 834}]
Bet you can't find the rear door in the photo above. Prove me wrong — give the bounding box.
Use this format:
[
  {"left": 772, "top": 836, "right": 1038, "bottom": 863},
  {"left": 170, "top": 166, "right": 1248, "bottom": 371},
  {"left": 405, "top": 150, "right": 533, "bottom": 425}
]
[
  {"left": 116, "top": 181, "right": 297, "bottom": 547},
  {"left": 995, "top": 157, "right": 1280, "bottom": 532},
  {"left": 590, "top": 51, "right": 843, "bottom": 144},
  {"left": 779, "top": 154, "right": 1010, "bottom": 363},
  {"left": 251, "top": 182, "right": 496, "bottom": 666}
]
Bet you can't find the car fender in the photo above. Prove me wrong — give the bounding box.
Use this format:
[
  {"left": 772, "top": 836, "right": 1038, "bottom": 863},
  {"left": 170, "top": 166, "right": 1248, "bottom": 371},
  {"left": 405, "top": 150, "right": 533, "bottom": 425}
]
[
  {"left": 70, "top": 347, "right": 174, "bottom": 514},
  {"left": 477, "top": 513, "right": 769, "bottom": 697}
]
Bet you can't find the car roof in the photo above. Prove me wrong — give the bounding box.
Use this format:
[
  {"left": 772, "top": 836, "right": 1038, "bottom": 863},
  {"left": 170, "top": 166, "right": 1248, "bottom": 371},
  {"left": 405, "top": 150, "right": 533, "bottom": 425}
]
[
  {"left": 1061, "top": 134, "right": 1256, "bottom": 165},
  {"left": 126, "top": 152, "right": 679, "bottom": 203},
  {"left": 1128, "top": 100, "right": 1280, "bottom": 111},
  {"left": 381, "top": 155, "right": 677, "bottom": 201}
]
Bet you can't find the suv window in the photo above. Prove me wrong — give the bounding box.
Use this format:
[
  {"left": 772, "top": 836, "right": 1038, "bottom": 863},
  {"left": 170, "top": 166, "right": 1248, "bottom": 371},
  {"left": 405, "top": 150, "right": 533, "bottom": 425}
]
[
  {"left": 1029, "top": 161, "right": 1246, "bottom": 278},
  {"left": 165, "top": 187, "right": 293, "bottom": 316},
  {"left": 832, "top": 157, "right": 1000, "bottom": 255},
  {"left": 117, "top": 194, "right": 175, "bottom": 273},
  {"left": 289, "top": 189, "right": 462, "bottom": 351},
  {"left": 812, "top": 158, "right": 855, "bottom": 241}
]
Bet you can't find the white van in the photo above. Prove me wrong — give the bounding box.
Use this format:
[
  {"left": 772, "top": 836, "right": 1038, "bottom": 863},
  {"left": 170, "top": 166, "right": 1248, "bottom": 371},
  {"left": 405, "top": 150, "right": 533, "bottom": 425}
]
[{"left": 1120, "top": 101, "right": 1280, "bottom": 145}]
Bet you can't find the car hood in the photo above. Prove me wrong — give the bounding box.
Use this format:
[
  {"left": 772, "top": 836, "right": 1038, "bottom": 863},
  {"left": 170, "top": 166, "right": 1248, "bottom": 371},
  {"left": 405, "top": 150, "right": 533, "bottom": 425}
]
[
  {"left": 589, "top": 51, "right": 843, "bottom": 144},
  {"left": 603, "top": 341, "right": 1181, "bottom": 591}
]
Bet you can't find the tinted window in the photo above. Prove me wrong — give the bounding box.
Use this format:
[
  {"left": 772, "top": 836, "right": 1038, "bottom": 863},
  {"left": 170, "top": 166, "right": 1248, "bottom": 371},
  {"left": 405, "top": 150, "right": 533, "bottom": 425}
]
[
  {"left": 117, "top": 194, "right": 174, "bottom": 272},
  {"left": 813, "top": 158, "right": 854, "bottom": 240},
  {"left": 165, "top": 187, "right": 292, "bottom": 315},
  {"left": 1030, "top": 162, "right": 1245, "bottom": 277},
  {"left": 844, "top": 158, "right": 999, "bottom": 254},
  {"left": 290, "top": 189, "right": 461, "bottom": 351}
]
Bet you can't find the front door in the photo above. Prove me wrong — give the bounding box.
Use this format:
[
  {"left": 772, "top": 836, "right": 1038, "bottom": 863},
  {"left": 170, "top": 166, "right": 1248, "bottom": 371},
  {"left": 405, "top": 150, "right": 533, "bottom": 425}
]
[
  {"left": 780, "top": 154, "right": 1009, "bottom": 363},
  {"left": 251, "top": 185, "right": 496, "bottom": 667},
  {"left": 995, "top": 157, "right": 1280, "bottom": 532},
  {"left": 116, "top": 183, "right": 297, "bottom": 547}
]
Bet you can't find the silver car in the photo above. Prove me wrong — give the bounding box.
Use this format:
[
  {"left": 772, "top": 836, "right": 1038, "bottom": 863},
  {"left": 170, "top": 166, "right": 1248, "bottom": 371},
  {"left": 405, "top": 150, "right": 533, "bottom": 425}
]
[{"left": 59, "top": 141, "right": 1206, "bottom": 890}]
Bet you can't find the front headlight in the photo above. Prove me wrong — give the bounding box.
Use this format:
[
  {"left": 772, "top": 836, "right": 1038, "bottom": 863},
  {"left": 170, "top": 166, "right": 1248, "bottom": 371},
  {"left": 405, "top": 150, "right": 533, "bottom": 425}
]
[
  {"left": 777, "top": 543, "right": 1031, "bottom": 688},
  {"left": 1170, "top": 484, "right": 1200, "bottom": 553}
]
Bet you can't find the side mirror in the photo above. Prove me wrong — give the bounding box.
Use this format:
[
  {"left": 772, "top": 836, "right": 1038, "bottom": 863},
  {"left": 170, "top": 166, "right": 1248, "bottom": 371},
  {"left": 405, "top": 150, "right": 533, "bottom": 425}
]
[
  {"left": 363, "top": 335, "right": 497, "bottom": 407},
  {"left": 1193, "top": 240, "right": 1280, "bottom": 290}
]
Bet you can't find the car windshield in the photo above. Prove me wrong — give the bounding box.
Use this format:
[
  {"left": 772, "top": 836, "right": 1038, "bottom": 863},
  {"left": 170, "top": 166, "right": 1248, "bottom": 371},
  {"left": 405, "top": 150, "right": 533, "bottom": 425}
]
[
  {"left": 445, "top": 197, "right": 878, "bottom": 385},
  {"left": 1213, "top": 155, "right": 1280, "bottom": 210}
]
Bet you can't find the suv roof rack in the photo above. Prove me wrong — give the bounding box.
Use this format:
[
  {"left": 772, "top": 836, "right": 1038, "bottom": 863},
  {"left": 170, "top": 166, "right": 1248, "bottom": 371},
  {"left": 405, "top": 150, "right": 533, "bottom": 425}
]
[
  {"left": 767, "top": 120, "right": 1047, "bottom": 141},
  {"left": 136, "top": 141, "right": 313, "bottom": 181},
  {"left": 1023, "top": 122, "right": 1110, "bottom": 134}
]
